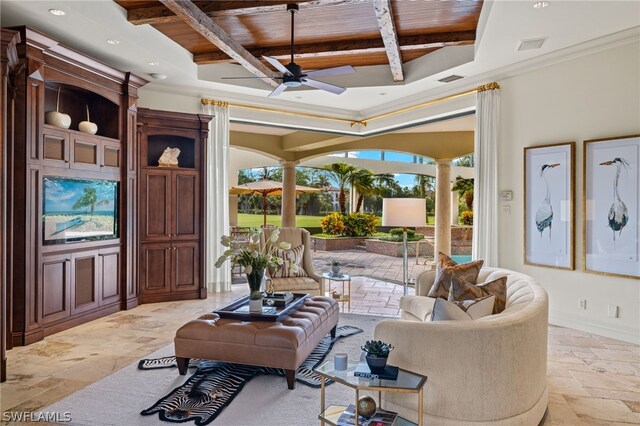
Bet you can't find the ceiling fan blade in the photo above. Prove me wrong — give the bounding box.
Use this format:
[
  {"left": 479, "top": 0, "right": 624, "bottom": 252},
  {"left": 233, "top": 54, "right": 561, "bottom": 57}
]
[
  {"left": 221, "top": 76, "right": 283, "bottom": 79},
  {"left": 268, "top": 83, "right": 288, "bottom": 97},
  {"left": 263, "top": 56, "right": 292, "bottom": 76},
  {"left": 303, "top": 78, "right": 346, "bottom": 95},
  {"left": 306, "top": 65, "right": 356, "bottom": 79}
]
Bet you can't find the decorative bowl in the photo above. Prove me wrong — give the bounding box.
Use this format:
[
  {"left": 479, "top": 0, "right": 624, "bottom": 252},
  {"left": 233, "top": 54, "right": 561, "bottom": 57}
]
[
  {"left": 45, "top": 111, "right": 71, "bottom": 129},
  {"left": 78, "top": 120, "right": 98, "bottom": 135}
]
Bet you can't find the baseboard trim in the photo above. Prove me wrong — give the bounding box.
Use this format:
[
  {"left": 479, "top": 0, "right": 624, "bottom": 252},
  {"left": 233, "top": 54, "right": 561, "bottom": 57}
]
[{"left": 549, "top": 311, "right": 640, "bottom": 344}]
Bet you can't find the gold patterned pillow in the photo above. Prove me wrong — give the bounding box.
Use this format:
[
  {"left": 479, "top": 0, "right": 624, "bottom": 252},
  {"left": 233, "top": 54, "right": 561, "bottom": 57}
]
[
  {"left": 427, "top": 252, "right": 484, "bottom": 300},
  {"left": 449, "top": 275, "right": 508, "bottom": 314},
  {"left": 273, "top": 244, "right": 308, "bottom": 278}
]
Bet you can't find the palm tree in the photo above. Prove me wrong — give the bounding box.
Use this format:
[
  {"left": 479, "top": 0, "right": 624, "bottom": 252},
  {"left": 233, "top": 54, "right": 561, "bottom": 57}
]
[
  {"left": 413, "top": 174, "right": 433, "bottom": 198},
  {"left": 351, "top": 171, "right": 396, "bottom": 212},
  {"left": 452, "top": 176, "right": 474, "bottom": 211},
  {"left": 323, "top": 162, "right": 358, "bottom": 214}
]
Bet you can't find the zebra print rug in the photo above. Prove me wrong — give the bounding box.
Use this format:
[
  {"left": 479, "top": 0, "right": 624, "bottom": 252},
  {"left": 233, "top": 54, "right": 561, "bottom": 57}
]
[{"left": 139, "top": 325, "right": 362, "bottom": 425}]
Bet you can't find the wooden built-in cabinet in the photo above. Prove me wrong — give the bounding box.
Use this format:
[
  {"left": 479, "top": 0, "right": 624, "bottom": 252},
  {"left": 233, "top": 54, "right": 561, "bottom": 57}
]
[
  {"left": 3, "top": 26, "right": 146, "bottom": 348},
  {"left": 137, "top": 108, "right": 211, "bottom": 303}
]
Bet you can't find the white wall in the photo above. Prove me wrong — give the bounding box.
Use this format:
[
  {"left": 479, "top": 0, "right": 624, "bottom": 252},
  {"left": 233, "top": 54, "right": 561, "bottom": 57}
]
[{"left": 498, "top": 40, "right": 640, "bottom": 343}]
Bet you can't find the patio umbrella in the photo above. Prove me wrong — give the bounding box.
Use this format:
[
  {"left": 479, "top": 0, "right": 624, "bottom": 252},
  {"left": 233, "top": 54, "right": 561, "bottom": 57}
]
[{"left": 229, "top": 179, "right": 322, "bottom": 226}]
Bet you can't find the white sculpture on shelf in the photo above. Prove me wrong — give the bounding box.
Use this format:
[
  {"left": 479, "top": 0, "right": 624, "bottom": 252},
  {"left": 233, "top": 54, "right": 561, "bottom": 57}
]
[{"left": 158, "top": 147, "right": 181, "bottom": 167}]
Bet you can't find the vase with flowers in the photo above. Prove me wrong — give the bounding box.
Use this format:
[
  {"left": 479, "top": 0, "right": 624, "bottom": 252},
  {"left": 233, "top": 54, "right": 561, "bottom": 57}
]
[{"left": 215, "top": 228, "right": 296, "bottom": 312}]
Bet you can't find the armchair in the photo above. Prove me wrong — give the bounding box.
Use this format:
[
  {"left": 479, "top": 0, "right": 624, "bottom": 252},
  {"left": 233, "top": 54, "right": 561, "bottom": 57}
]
[{"left": 260, "top": 227, "right": 324, "bottom": 295}]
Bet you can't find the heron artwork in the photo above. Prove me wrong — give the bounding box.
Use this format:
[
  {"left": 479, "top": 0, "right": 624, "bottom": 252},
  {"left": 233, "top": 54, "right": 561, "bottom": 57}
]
[
  {"left": 535, "top": 163, "right": 560, "bottom": 237},
  {"left": 600, "top": 157, "right": 630, "bottom": 242}
]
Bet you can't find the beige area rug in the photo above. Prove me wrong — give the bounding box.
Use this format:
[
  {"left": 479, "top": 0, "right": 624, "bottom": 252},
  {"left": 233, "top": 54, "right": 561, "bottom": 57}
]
[{"left": 45, "top": 314, "right": 381, "bottom": 426}]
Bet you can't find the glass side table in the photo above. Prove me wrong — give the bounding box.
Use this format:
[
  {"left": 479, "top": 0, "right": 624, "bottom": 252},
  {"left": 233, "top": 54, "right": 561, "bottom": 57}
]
[
  {"left": 315, "top": 361, "right": 427, "bottom": 426},
  {"left": 322, "top": 272, "right": 351, "bottom": 311}
]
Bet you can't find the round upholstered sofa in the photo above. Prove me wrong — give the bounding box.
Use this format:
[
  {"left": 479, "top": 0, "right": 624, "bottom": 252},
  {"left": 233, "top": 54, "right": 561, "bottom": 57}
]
[{"left": 374, "top": 267, "right": 549, "bottom": 425}]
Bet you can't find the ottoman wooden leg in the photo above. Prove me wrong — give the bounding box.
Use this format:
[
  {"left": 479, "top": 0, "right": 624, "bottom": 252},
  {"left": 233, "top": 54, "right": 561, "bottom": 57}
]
[
  {"left": 330, "top": 325, "right": 337, "bottom": 338},
  {"left": 285, "top": 369, "right": 296, "bottom": 389},
  {"left": 177, "top": 357, "right": 190, "bottom": 375}
]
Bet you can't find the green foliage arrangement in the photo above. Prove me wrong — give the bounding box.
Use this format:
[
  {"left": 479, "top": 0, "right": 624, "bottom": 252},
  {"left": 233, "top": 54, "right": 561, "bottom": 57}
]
[
  {"left": 320, "top": 212, "right": 345, "bottom": 235},
  {"left": 361, "top": 340, "right": 394, "bottom": 357},
  {"left": 342, "top": 212, "right": 378, "bottom": 237},
  {"left": 379, "top": 228, "right": 424, "bottom": 242},
  {"left": 461, "top": 210, "right": 473, "bottom": 225}
]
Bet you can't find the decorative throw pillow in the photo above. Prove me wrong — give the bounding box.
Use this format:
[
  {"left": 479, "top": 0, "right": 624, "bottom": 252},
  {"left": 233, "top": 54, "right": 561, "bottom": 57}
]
[
  {"left": 430, "top": 295, "right": 495, "bottom": 321},
  {"left": 449, "top": 275, "right": 508, "bottom": 314},
  {"left": 273, "top": 244, "right": 308, "bottom": 278},
  {"left": 427, "top": 252, "right": 484, "bottom": 300}
]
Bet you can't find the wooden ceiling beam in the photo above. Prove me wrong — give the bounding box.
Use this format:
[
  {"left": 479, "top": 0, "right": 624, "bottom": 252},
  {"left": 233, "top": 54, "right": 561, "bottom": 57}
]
[
  {"left": 373, "top": 0, "right": 403, "bottom": 81},
  {"left": 127, "top": 0, "right": 370, "bottom": 26},
  {"left": 159, "top": 0, "right": 280, "bottom": 88},
  {"left": 194, "top": 31, "right": 476, "bottom": 64}
]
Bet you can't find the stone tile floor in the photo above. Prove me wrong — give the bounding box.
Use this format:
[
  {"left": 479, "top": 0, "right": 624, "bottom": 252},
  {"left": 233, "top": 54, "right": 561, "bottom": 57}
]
[{"left": 1, "top": 253, "right": 639, "bottom": 425}]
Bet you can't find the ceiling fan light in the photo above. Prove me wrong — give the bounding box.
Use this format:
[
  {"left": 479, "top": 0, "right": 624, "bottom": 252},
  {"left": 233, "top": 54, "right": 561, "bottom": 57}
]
[{"left": 284, "top": 80, "right": 302, "bottom": 87}]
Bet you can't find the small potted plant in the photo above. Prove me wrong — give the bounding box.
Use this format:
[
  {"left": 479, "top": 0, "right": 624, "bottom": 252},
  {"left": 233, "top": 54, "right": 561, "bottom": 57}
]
[
  {"left": 361, "top": 340, "right": 394, "bottom": 373},
  {"left": 331, "top": 260, "right": 342, "bottom": 276}
]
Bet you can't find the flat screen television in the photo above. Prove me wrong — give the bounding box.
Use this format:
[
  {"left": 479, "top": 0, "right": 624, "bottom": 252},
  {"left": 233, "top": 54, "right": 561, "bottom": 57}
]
[{"left": 42, "top": 177, "right": 119, "bottom": 245}]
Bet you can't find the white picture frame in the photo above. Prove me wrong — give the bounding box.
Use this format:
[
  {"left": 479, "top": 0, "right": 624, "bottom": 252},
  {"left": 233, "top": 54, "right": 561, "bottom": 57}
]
[
  {"left": 584, "top": 134, "right": 640, "bottom": 279},
  {"left": 524, "top": 142, "right": 575, "bottom": 269}
]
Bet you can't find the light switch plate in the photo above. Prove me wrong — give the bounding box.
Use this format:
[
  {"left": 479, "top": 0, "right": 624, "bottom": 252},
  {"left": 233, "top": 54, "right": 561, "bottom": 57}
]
[
  {"left": 502, "top": 205, "right": 511, "bottom": 214},
  {"left": 499, "top": 190, "right": 513, "bottom": 201}
]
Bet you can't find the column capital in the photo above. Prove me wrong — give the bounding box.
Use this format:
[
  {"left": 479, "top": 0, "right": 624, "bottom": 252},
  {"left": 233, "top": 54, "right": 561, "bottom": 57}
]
[
  {"left": 435, "top": 158, "right": 453, "bottom": 166},
  {"left": 279, "top": 160, "right": 300, "bottom": 167}
]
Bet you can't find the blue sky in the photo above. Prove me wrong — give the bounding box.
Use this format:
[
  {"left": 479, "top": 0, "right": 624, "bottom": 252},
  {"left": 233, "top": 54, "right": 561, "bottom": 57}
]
[{"left": 44, "top": 178, "right": 117, "bottom": 213}]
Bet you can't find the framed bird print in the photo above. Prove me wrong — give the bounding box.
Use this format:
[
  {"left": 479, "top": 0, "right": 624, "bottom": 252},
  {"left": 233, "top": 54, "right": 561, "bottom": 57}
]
[
  {"left": 524, "top": 142, "right": 575, "bottom": 269},
  {"left": 584, "top": 134, "right": 640, "bottom": 279}
]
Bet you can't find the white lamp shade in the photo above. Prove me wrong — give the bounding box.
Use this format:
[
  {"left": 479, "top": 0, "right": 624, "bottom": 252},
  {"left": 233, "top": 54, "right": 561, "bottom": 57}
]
[{"left": 382, "top": 198, "right": 426, "bottom": 227}]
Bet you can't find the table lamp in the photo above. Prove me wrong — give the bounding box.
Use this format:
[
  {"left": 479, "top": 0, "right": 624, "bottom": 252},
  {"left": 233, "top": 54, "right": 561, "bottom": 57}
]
[{"left": 382, "top": 198, "right": 427, "bottom": 296}]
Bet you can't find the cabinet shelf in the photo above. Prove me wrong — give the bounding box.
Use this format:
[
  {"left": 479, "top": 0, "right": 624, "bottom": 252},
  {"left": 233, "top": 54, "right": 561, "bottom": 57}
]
[{"left": 42, "top": 124, "right": 120, "bottom": 144}]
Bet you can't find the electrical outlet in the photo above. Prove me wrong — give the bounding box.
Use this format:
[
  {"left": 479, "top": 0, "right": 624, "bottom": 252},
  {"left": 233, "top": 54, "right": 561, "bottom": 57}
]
[
  {"left": 608, "top": 304, "right": 619, "bottom": 318},
  {"left": 579, "top": 299, "right": 587, "bottom": 310}
]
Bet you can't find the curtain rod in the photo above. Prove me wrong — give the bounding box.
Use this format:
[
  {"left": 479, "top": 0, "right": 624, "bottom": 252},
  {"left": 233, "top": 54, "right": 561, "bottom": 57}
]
[{"left": 201, "top": 82, "right": 499, "bottom": 128}]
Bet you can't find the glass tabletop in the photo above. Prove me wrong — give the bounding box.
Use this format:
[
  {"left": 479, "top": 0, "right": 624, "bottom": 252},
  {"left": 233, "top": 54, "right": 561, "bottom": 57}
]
[
  {"left": 315, "top": 361, "right": 427, "bottom": 391},
  {"left": 322, "top": 272, "right": 351, "bottom": 280}
]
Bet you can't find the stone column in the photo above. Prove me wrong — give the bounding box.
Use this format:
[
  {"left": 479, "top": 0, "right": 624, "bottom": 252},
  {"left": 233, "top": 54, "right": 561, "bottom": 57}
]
[
  {"left": 435, "top": 159, "right": 452, "bottom": 256},
  {"left": 280, "top": 160, "right": 299, "bottom": 228},
  {"left": 451, "top": 190, "right": 459, "bottom": 226}
]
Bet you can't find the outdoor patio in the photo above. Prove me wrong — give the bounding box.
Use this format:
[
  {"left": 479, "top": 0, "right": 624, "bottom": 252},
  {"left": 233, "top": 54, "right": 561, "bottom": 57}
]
[{"left": 232, "top": 249, "right": 433, "bottom": 317}]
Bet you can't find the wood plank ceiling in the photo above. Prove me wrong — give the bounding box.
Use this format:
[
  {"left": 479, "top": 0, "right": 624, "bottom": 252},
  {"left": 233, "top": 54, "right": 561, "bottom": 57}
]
[{"left": 114, "top": 0, "right": 483, "bottom": 82}]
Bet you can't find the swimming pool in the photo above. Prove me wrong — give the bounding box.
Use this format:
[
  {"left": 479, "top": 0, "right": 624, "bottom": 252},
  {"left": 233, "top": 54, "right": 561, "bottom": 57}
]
[{"left": 449, "top": 255, "right": 472, "bottom": 263}]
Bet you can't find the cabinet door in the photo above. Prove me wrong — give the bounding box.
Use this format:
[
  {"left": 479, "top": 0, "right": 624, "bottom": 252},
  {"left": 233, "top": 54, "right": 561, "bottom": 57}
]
[
  {"left": 171, "top": 242, "right": 200, "bottom": 292},
  {"left": 70, "top": 135, "right": 100, "bottom": 171},
  {"left": 41, "top": 127, "right": 70, "bottom": 168},
  {"left": 101, "top": 140, "right": 121, "bottom": 173},
  {"left": 140, "top": 243, "right": 172, "bottom": 294},
  {"left": 140, "top": 170, "right": 172, "bottom": 241},
  {"left": 99, "top": 247, "right": 121, "bottom": 306},
  {"left": 172, "top": 170, "right": 199, "bottom": 240},
  {"left": 70, "top": 251, "right": 100, "bottom": 315},
  {"left": 41, "top": 254, "right": 71, "bottom": 325}
]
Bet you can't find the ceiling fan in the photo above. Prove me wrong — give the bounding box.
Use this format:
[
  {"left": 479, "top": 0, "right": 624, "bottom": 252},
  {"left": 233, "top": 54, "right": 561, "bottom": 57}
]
[{"left": 222, "top": 3, "right": 356, "bottom": 97}]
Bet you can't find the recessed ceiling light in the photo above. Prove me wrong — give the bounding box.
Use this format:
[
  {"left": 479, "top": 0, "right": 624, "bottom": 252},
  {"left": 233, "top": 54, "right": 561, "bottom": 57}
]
[
  {"left": 379, "top": 92, "right": 387, "bottom": 96},
  {"left": 106, "top": 39, "right": 120, "bottom": 45},
  {"left": 48, "top": 9, "right": 66, "bottom": 16},
  {"left": 147, "top": 61, "right": 160, "bottom": 66},
  {"left": 294, "top": 96, "right": 302, "bottom": 99},
  {"left": 518, "top": 37, "right": 547, "bottom": 51},
  {"left": 149, "top": 73, "right": 168, "bottom": 80},
  {"left": 533, "top": 1, "right": 550, "bottom": 8}
]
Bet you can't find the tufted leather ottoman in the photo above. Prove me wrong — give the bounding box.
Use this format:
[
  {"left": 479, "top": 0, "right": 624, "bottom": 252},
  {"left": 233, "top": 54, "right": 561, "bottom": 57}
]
[{"left": 174, "top": 296, "right": 339, "bottom": 389}]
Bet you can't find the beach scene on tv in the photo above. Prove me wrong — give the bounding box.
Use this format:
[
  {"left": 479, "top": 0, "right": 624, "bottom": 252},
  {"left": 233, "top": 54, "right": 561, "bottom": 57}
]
[{"left": 43, "top": 177, "right": 118, "bottom": 244}]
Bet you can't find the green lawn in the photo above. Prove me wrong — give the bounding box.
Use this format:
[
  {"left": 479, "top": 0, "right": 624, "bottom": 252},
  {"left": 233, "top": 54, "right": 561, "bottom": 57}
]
[{"left": 237, "top": 213, "right": 435, "bottom": 228}]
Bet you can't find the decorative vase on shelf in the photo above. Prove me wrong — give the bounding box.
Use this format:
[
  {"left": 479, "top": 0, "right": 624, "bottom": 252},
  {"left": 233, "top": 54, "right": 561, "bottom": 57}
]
[
  {"left": 331, "top": 261, "right": 341, "bottom": 276},
  {"left": 78, "top": 104, "right": 98, "bottom": 135},
  {"left": 45, "top": 87, "right": 71, "bottom": 129},
  {"left": 365, "top": 355, "right": 388, "bottom": 373}
]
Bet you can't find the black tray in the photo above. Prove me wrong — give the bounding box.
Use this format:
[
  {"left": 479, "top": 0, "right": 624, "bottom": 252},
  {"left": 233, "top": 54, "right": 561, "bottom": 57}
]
[{"left": 214, "top": 293, "right": 309, "bottom": 322}]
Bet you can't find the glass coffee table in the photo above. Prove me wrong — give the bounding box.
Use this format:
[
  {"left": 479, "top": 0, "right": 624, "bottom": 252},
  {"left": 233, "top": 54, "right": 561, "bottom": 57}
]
[{"left": 315, "top": 361, "right": 427, "bottom": 426}]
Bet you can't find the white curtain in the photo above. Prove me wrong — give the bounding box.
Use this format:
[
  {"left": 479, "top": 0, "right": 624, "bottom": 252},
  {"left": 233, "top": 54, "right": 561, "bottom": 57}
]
[
  {"left": 203, "top": 102, "right": 231, "bottom": 292},
  {"left": 472, "top": 85, "right": 500, "bottom": 266}
]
